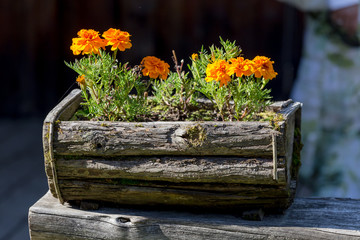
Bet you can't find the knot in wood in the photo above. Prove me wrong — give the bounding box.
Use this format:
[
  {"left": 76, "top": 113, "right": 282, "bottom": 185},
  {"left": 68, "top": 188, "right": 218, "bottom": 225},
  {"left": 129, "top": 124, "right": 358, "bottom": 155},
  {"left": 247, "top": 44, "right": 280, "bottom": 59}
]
[
  {"left": 89, "top": 133, "right": 106, "bottom": 151},
  {"left": 116, "top": 217, "right": 131, "bottom": 223},
  {"left": 184, "top": 124, "right": 207, "bottom": 148}
]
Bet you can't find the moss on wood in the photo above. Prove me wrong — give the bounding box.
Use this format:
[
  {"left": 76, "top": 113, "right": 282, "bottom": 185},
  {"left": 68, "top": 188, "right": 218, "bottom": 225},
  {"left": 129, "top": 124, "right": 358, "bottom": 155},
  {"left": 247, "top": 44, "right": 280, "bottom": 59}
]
[{"left": 184, "top": 124, "right": 207, "bottom": 147}]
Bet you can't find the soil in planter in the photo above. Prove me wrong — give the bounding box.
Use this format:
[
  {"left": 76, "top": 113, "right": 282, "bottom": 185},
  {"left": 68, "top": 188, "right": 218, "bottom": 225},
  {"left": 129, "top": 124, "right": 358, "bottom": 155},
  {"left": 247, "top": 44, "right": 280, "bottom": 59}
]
[{"left": 71, "top": 99, "right": 282, "bottom": 124}]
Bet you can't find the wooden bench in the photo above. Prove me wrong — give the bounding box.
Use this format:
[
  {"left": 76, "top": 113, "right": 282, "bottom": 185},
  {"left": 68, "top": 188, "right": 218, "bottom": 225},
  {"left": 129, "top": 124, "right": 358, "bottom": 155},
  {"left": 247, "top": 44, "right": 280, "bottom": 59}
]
[{"left": 28, "top": 191, "right": 360, "bottom": 239}]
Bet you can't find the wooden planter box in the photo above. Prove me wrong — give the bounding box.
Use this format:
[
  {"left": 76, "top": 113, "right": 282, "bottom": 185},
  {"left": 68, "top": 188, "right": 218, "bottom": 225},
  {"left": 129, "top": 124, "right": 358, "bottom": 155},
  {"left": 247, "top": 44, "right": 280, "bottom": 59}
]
[{"left": 43, "top": 89, "right": 302, "bottom": 213}]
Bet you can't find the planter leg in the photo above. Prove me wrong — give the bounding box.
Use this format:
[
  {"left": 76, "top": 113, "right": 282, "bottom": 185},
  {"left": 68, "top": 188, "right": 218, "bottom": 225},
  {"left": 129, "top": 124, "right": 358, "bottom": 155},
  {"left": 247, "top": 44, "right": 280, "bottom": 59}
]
[
  {"left": 80, "top": 201, "right": 100, "bottom": 210},
  {"left": 241, "top": 208, "right": 265, "bottom": 221}
]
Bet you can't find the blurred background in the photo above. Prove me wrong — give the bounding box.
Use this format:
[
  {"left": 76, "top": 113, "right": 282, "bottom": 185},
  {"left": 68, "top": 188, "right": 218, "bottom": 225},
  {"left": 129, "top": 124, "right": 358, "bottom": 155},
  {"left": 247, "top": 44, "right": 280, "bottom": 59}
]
[
  {"left": 0, "top": 0, "right": 303, "bottom": 119},
  {"left": 4, "top": 0, "right": 360, "bottom": 239}
]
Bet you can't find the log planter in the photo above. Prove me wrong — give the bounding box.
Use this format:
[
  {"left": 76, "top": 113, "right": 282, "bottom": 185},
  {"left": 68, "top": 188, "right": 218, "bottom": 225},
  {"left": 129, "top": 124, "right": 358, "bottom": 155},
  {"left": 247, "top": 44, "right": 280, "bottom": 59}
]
[{"left": 43, "top": 89, "right": 302, "bottom": 213}]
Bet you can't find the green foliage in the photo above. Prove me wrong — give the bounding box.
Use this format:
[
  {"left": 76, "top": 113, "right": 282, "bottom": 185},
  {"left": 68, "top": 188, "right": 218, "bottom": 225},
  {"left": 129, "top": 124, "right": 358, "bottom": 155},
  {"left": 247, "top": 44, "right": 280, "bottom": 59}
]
[
  {"left": 150, "top": 51, "right": 201, "bottom": 120},
  {"left": 210, "top": 37, "right": 242, "bottom": 61},
  {"left": 65, "top": 51, "right": 148, "bottom": 121},
  {"left": 66, "top": 37, "right": 276, "bottom": 122},
  {"left": 229, "top": 78, "right": 272, "bottom": 120},
  {"left": 188, "top": 37, "right": 273, "bottom": 120}
]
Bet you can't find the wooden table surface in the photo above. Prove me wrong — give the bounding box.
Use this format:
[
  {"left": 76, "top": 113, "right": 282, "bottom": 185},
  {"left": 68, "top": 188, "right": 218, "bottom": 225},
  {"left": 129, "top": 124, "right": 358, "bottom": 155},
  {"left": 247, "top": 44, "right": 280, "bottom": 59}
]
[{"left": 29, "top": 191, "right": 360, "bottom": 240}]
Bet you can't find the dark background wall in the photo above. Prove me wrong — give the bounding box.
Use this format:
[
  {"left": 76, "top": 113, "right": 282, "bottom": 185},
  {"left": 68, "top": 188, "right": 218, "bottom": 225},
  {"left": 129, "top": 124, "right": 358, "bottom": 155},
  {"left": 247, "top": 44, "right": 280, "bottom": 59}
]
[{"left": 0, "top": 0, "right": 303, "bottom": 118}]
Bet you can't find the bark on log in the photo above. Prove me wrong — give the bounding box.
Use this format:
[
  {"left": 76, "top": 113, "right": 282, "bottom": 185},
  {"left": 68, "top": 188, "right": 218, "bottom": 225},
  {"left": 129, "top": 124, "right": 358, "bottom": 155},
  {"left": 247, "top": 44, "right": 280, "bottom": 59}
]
[
  {"left": 54, "top": 156, "right": 286, "bottom": 184},
  {"left": 58, "top": 180, "right": 292, "bottom": 211},
  {"left": 42, "top": 89, "right": 302, "bottom": 211},
  {"left": 53, "top": 120, "right": 285, "bottom": 157}
]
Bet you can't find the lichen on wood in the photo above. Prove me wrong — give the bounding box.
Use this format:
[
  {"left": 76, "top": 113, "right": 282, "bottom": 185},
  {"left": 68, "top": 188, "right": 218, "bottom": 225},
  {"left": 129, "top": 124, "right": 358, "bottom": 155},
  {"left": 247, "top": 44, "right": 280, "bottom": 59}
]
[{"left": 183, "top": 124, "right": 207, "bottom": 147}]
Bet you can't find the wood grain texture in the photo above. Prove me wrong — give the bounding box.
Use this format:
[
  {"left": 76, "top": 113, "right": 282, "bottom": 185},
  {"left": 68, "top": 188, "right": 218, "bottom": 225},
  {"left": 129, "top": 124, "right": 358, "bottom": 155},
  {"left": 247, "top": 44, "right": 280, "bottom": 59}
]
[
  {"left": 42, "top": 89, "right": 302, "bottom": 211},
  {"left": 53, "top": 120, "right": 284, "bottom": 157},
  {"left": 29, "top": 192, "right": 360, "bottom": 240},
  {"left": 54, "top": 156, "right": 286, "bottom": 184},
  {"left": 58, "top": 180, "right": 292, "bottom": 210}
]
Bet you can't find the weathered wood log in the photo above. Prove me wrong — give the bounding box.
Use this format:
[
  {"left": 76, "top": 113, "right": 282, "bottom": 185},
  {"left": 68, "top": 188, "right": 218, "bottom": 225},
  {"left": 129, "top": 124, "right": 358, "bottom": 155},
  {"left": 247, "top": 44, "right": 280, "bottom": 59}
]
[
  {"left": 54, "top": 156, "right": 287, "bottom": 184},
  {"left": 43, "top": 89, "right": 302, "bottom": 211},
  {"left": 53, "top": 120, "right": 285, "bottom": 157},
  {"left": 59, "top": 180, "right": 292, "bottom": 211},
  {"left": 28, "top": 192, "right": 360, "bottom": 240}
]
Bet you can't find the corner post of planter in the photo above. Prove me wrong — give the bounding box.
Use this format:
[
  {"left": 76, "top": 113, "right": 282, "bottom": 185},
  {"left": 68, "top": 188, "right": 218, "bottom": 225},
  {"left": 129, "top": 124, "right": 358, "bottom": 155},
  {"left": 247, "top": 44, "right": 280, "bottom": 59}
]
[
  {"left": 42, "top": 89, "right": 82, "bottom": 205},
  {"left": 47, "top": 121, "right": 65, "bottom": 204},
  {"left": 272, "top": 132, "right": 278, "bottom": 181}
]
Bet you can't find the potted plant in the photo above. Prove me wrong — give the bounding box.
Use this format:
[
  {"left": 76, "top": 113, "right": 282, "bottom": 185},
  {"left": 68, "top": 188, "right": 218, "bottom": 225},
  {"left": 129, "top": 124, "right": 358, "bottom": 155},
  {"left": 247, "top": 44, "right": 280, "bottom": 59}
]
[{"left": 43, "top": 28, "right": 302, "bottom": 213}]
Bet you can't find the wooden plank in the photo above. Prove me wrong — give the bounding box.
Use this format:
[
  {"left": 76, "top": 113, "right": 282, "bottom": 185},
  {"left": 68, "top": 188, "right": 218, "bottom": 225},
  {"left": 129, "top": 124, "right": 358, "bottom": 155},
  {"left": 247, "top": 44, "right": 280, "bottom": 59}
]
[
  {"left": 281, "top": 102, "right": 301, "bottom": 187},
  {"left": 52, "top": 121, "right": 284, "bottom": 157},
  {"left": 54, "top": 156, "right": 286, "bottom": 184},
  {"left": 57, "top": 180, "right": 291, "bottom": 211},
  {"left": 266, "top": 99, "right": 294, "bottom": 112},
  {"left": 29, "top": 192, "right": 360, "bottom": 240},
  {"left": 48, "top": 155, "right": 289, "bottom": 208},
  {"left": 43, "top": 89, "right": 82, "bottom": 123}
]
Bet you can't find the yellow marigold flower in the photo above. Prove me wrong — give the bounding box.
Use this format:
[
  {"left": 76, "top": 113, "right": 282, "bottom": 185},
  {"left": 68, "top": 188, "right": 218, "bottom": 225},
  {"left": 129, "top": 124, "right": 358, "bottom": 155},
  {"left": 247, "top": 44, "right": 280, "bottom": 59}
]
[
  {"left": 252, "top": 56, "right": 278, "bottom": 80},
  {"left": 229, "top": 57, "right": 255, "bottom": 78},
  {"left": 76, "top": 75, "right": 86, "bottom": 85},
  {"left": 141, "top": 56, "right": 170, "bottom": 80},
  {"left": 70, "top": 29, "right": 107, "bottom": 55},
  {"left": 191, "top": 53, "right": 199, "bottom": 61},
  {"left": 205, "top": 59, "right": 231, "bottom": 87},
  {"left": 102, "top": 28, "right": 132, "bottom": 51}
]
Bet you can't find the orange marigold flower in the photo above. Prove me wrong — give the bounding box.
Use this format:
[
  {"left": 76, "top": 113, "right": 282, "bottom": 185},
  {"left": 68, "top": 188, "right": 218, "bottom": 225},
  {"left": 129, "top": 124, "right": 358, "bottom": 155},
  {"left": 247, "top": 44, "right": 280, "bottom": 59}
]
[
  {"left": 191, "top": 53, "right": 199, "bottom": 61},
  {"left": 76, "top": 75, "right": 86, "bottom": 85},
  {"left": 229, "top": 57, "right": 255, "bottom": 78},
  {"left": 102, "top": 28, "right": 132, "bottom": 51},
  {"left": 205, "top": 59, "right": 231, "bottom": 87},
  {"left": 141, "top": 56, "right": 170, "bottom": 80},
  {"left": 252, "top": 56, "right": 278, "bottom": 80},
  {"left": 70, "top": 29, "right": 107, "bottom": 55}
]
